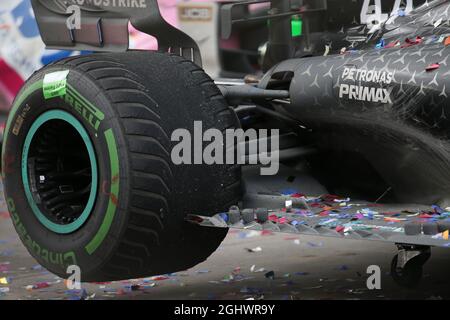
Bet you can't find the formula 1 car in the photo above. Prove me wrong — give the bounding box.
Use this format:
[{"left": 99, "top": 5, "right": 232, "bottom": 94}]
[
  {"left": 2, "top": 0, "right": 450, "bottom": 287},
  {"left": 179, "top": 0, "right": 430, "bottom": 76}
]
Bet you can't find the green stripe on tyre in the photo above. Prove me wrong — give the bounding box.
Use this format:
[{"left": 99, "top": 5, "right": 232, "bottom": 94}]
[
  {"left": 85, "top": 128, "right": 120, "bottom": 255},
  {"left": 21, "top": 110, "right": 98, "bottom": 234}
]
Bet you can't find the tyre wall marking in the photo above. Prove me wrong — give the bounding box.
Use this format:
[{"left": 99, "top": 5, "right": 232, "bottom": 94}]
[
  {"left": 8, "top": 197, "right": 77, "bottom": 268},
  {"left": 2, "top": 80, "right": 43, "bottom": 172},
  {"left": 3, "top": 74, "right": 118, "bottom": 257},
  {"left": 85, "top": 128, "right": 119, "bottom": 255},
  {"left": 2, "top": 81, "right": 79, "bottom": 268},
  {"left": 66, "top": 84, "right": 105, "bottom": 131}
]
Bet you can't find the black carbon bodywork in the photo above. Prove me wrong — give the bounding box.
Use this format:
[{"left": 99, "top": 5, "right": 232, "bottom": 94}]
[
  {"left": 260, "top": 0, "right": 450, "bottom": 204},
  {"left": 30, "top": 0, "right": 202, "bottom": 64}
]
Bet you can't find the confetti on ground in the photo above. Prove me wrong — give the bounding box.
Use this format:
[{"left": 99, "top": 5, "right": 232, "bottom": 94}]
[
  {"left": 26, "top": 282, "right": 51, "bottom": 290},
  {"left": 250, "top": 265, "right": 266, "bottom": 273},
  {"left": 294, "top": 272, "right": 310, "bottom": 276},
  {"left": 1, "top": 179, "right": 450, "bottom": 300},
  {"left": 0, "top": 212, "right": 9, "bottom": 219},
  {"left": 0, "top": 287, "right": 10, "bottom": 295},
  {"left": 65, "top": 289, "right": 93, "bottom": 300},
  {"left": 237, "top": 230, "right": 262, "bottom": 239},
  {"left": 0, "top": 277, "right": 9, "bottom": 284},
  {"left": 265, "top": 271, "right": 275, "bottom": 279},
  {"left": 307, "top": 242, "right": 324, "bottom": 248},
  {"left": 245, "top": 246, "right": 262, "bottom": 253},
  {"left": 0, "top": 249, "right": 14, "bottom": 257},
  {"left": 337, "top": 265, "right": 349, "bottom": 271},
  {"left": 195, "top": 269, "right": 210, "bottom": 274},
  {"left": 0, "top": 262, "right": 10, "bottom": 271},
  {"left": 240, "top": 287, "right": 263, "bottom": 295},
  {"left": 148, "top": 276, "right": 169, "bottom": 281},
  {"left": 31, "top": 265, "right": 43, "bottom": 271}
]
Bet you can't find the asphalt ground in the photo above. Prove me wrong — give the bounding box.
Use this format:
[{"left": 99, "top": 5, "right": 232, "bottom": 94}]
[{"left": 1, "top": 189, "right": 450, "bottom": 300}]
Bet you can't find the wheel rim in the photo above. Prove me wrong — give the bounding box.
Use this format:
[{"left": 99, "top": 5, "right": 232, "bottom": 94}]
[{"left": 22, "top": 110, "right": 98, "bottom": 234}]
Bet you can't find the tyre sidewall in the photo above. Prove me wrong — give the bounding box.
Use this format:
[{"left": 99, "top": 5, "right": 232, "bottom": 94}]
[{"left": 2, "top": 66, "right": 129, "bottom": 279}]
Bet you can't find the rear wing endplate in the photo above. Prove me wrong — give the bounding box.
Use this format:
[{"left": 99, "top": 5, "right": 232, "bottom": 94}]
[{"left": 31, "top": 0, "right": 202, "bottom": 65}]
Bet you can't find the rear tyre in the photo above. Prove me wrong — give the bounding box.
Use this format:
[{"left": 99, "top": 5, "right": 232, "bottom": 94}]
[{"left": 2, "top": 52, "right": 241, "bottom": 281}]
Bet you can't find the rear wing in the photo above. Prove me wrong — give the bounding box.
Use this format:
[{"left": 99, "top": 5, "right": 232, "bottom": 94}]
[{"left": 30, "top": 0, "right": 202, "bottom": 65}]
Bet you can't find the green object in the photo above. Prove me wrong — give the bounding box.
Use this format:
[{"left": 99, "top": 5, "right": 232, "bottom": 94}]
[
  {"left": 43, "top": 70, "right": 70, "bottom": 99},
  {"left": 291, "top": 17, "right": 303, "bottom": 37},
  {"left": 67, "top": 84, "right": 105, "bottom": 131},
  {"left": 85, "top": 128, "right": 120, "bottom": 255},
  {"left": 22, "top": 110, "right": 98, "bottom": 234}
]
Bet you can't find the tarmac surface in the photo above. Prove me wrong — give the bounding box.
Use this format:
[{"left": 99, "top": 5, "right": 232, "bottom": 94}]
[{"left": 1, "top": 198, "right": 450, "bottom": 300}]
